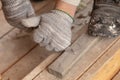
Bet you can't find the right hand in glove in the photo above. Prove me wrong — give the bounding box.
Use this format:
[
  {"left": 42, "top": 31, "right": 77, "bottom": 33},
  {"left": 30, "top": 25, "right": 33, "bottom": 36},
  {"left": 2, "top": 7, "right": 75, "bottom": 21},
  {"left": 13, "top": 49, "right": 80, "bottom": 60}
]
[
  {"left": 22, "top": 10, "right": 73, "bottom": 52},
  {"left": 1, "top": 0, "right": 35, "bottom": 31}
]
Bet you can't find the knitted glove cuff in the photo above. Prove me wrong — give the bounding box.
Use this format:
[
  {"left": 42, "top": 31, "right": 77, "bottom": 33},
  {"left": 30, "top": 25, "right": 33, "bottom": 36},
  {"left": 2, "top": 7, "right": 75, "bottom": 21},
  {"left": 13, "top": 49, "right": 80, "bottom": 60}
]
[{"left": 52, "top": 9, "right": 74, "bottom": 24}]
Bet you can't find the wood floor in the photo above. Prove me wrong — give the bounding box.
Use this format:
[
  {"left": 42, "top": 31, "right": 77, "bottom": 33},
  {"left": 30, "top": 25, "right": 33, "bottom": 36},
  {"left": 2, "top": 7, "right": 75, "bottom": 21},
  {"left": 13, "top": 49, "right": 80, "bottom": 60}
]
[{"left": 0, "top": 0, "right": 120, "bottom": 80}]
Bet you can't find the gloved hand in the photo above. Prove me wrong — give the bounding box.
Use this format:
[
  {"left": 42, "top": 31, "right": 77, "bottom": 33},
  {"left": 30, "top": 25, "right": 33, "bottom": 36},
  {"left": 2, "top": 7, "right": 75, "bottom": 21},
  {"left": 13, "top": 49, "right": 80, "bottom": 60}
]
[
  {"left": 1, "top": 0, "right": 35, "bottom": 31},
  {"left": 22, "top": 10, "right": 73, "bottom": 52}
]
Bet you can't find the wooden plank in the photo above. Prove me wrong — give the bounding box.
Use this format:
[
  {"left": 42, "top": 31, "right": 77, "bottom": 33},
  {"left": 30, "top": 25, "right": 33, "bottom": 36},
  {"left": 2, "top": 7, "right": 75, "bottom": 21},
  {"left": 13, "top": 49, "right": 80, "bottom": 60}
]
[
  {"left": 78, "top": 40, "right": 120, "bottom": 80},
  {"left": 112, "top": 71, "right": 120, "bottom": 80},
  {"left": 0, "top": 28, "right": 36, "bottom": 74},
  {"left": 60, "top": 38, "right": 119, "bottom": 80},
  {"left": 91, "top": 49, "right": 120, "bottom": 80},
  {"left": 0, "top": 11, "right": 13, "bottom": 38},
  {"left": 22, "top": 52, "right": 60, "bottom": 80},
  {"left": 48, "top": 34, "right": 100, "bottom": 78},
  {"left": 2, "top": 46, "right": 52, "bottom": 80},
  {"left": 34, "top": 34, "right": 119, "bottom": 80}
]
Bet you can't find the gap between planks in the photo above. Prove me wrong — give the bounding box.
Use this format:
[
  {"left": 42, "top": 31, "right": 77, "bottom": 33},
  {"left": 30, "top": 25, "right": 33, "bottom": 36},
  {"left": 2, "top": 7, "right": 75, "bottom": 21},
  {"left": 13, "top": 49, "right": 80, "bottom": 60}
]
[
  {"left": 33, "top": 36, "right": 120, "bottom": 80},
  {"left": 91, "top": 49, "right": 120, "bottom": 80},
  {"left": 78, "top": 38, "right": 120, "bottom": 80},
  {"left": 112, "top": 70, "right": 120, "bottom": 80}
]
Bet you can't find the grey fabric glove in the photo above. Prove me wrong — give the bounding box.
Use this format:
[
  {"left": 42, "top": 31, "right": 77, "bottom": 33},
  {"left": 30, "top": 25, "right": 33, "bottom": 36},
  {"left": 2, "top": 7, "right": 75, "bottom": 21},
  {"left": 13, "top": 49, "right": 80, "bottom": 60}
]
[
  {"left": 1, "top": 0, "right": 35, "bottom": 31},
  {"left": 22, "top": 10, "right": 73, "bottom": 52}
]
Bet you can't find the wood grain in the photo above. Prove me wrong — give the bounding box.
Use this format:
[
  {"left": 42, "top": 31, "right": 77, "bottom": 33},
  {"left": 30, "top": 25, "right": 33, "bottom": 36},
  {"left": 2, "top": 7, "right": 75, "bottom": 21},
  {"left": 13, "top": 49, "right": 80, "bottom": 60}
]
[
  {"left": 112, "top": 71, "right": 120, "bottom": 80},
  {"left": 0, "top": 11, "right": 13, "bottom": 38},
  {"left": 78, "top": 38, "right": 120, "bottom": 80},
  {"left": 48, "top": 34, "right": 100, "bottom": 78},
  {"left": 33, "top": 33, "right": 119, "bottom": 80},
  {"left": 0, "top": 28, "right": 36, "bottom": 74},
  {"left": 91, "top": 49, "right": 120, "bottom": 80},
  {"left": 2, "top": 46, "right": 53, "bottom": 80}
]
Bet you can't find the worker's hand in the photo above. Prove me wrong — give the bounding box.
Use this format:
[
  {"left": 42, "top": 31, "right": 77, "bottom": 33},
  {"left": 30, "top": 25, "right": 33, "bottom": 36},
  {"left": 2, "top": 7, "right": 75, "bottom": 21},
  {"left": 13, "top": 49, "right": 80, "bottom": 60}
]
[
  {"left": 22, "top": 10, "right": 73, "bottom": 52},
  {"left": 1, "top": 0, "right": 35, "bottom": 31}
]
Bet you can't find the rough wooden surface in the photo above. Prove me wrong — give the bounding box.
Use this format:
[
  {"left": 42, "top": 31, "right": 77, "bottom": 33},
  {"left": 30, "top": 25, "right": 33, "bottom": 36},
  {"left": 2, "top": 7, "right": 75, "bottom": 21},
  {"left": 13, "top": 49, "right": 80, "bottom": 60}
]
[
  {"left": 0, "top": 11, "right": 13, "bottom": 38},
  {"left": 0, "top": 28, "right": 36, "bottom": 74},
  {"left": 0, "top": 5, "right": 37, "bottom": 75},
  {"left": 33, "top": 37, "right": 119, "bottom": 80},
  {"left": 22, "top": 51, "right": 60, "bottom": 80},
  {"left": 79, "top": 37, "right": 120, "bottom": 80},
  {"left": 112, "top": 71, "right": 120, "bottom": 80},
  {"left": 91, "top": 49, "right": 120, "bottom": 80},
  {"left": 2, "top": 46, "right": 52, "bottom": 80},
  {"left": 48, "top": 34, "right": 100, "bottom": 78}
]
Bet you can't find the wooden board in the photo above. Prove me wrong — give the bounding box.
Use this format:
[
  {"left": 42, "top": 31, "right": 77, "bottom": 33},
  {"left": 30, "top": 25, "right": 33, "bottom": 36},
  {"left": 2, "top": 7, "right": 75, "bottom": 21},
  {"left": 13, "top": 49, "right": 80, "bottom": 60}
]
[
  {"left": 0, "top": 10, "right": 13, "bottom": 38},
  {"left": 78, "top": 39, "right": 120, "bottom": 80},
  {"left": 48, "top": 34, "right": 100, "bottom": 78},
  {"left": 33, "top": 36, "right": 119, "bottom": 80},
  {"left": 91, "top": 49, "right": 120, "bottom": 80},
  {"left": 2, "top": 46, "right": 52, "bottom": 80},
  {"left": 0, "top": 28, "right": 36, "bottom": 74},
  {"left": 22, "top": 51, "right": 61, "bottom": 80},
  {"left": 112, "top": 71, "right": 120, "bottom": 80}
]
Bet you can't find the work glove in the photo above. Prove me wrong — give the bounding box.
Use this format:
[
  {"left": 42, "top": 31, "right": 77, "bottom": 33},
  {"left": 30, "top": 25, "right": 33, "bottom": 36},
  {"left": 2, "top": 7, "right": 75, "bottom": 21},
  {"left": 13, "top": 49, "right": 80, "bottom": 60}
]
[
  {"left": 1, "top": 0, "right": 35, "bottom": 31},
  {"left": 22, "top": 10, "right": 73, "bottom": 52}
]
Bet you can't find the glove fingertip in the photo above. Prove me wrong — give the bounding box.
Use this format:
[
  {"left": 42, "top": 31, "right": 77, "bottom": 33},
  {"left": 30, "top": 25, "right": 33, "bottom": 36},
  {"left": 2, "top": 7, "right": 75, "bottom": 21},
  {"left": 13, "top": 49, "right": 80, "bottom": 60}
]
[
  {"left": 21, "top": 16, "right": 41, "bottom": 28},
  {"left": 33, "top": 32, "right": 43, "bottom": 43},
  {"left": 54, "top": 47, "right": 64, "bottom": 52},
  {"left": 46, "top": 45, "right": 54, "bottom": 51}
]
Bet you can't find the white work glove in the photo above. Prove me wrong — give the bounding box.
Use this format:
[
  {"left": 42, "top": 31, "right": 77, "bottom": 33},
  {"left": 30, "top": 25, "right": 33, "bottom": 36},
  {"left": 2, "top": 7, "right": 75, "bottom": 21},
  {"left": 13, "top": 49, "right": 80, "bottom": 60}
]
[
  {"left": 22, "top": 10, "right": 73, "bottom": 52},
  {"left": 1, "top": 0, "right": 35, "bottom": 31}
]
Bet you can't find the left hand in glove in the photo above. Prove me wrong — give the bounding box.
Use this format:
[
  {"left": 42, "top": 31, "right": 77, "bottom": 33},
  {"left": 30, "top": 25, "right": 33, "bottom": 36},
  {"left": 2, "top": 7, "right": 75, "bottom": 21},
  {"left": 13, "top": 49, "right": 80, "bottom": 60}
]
[
  {"left": 22, "top": 10, "right": 73, "bottom": 52},
  {"left": 1, "top": 0, "right": 35, "bottom": 31}
]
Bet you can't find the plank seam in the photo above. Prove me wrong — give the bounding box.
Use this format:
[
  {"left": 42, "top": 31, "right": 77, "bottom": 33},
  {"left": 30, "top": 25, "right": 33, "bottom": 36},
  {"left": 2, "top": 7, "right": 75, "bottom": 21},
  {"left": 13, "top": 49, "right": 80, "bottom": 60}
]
[
  {"left": 0, "top": 28, "right": 14, "bottom": 39},
  {"left": 76, "top": 37, "right": 120, "bottom": 80},
  {"left": 111, "top": 69, "right": 120, "bottom": 80},
  {"left": 1, "top": 44, "right": 38, "bottom": 75}
]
